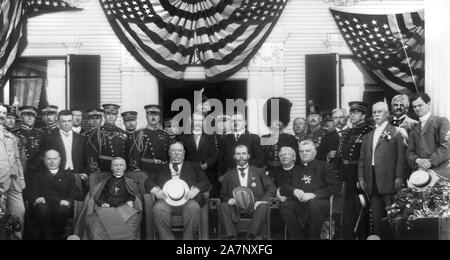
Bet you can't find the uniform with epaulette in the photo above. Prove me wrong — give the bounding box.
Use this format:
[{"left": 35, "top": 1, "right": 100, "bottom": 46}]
[
  {"left": 334, "top": 101, "right": 373, "bottom": 240},
  {"left": 39, "top": 105, "right": 59, "bottom": 133},
  {"left": 12, "top": 106, "right": 43, "bottom": 172},
  {"left": 86, "top": 104, "right": 132, "bottom": 173},
  {"left": 128, "top": 105, "right": 171, "bottom": 177},
  {"left": 5, "top": 105, "right": 18, "bottom": 132}
]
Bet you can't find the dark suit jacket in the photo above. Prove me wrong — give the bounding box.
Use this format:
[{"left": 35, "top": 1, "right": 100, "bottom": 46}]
[
  {"left": 28, "top": 169, "right": 78, "bottom": 205},
  {"left": 280, "top": 160, "right": 340, "bottom": 200},
  {"left": 39, "top": 128, "right": 87, "bottom": 173},
  {"left": 358, "top": 124, "right": 406, "bottom": 195},
  {"left": 219, "top": 132, "right": 265, "bottom": 175},
  {"left": 406, "top": 115, "right": 450, "bottom": 175},
  {"left": 177, "top": 134, "right": 219, "bottom": 170},
  {"left": 220, "top": 166, "right": 275, "bottom": 203},
  {"left": 145, "top": 161, "right": 210, "bottom": 206}
]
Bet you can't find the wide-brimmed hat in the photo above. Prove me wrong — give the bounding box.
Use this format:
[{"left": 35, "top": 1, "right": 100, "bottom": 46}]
[
  {"left": 163, "top": 179, "right": 190, "bottom": 207},
  {"left": 233, "top": 187, "right": 255, "bottom": 215},
  {"left": 357, "top": 188, "right": 371, "bottom": 209},
  {"left": 408, "top": 170, "right": 439, "bottom": 190}
]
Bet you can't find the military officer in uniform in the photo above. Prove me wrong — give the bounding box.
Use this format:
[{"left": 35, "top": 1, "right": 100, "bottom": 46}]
[
  {"left": 334, "top": 101, "right": 373, "bottom": 240},
  {"left": 12, "top": 106, "right": 43, "bottom": 177},
  {"left": 86, "top": 104, "right": 132, "bottom": 173},
  {"left": 4, "top": 105, "right": 18, "bottom": 132},
  {"left": 129, "top": 105, "right": 171, "bottom": 178},
  {"left": 40, "top": 105, "right": 59, "bottom": 132},
  {"left": 305, "top": 111, "right": 326, "bottom": 148},
  {"left": 86, "top": 108, "right": 104, "bottom": 132},
  {"left": 121, "top": 111, "right": 138, "bottom": 133}
]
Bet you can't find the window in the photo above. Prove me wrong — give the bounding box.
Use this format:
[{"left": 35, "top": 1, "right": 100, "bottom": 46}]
[{"left": 2, "top": 57, "right": 67, "bottom": 109}]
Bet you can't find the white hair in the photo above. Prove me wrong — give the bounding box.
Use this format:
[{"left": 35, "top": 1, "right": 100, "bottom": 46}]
[
  {"left": 392, "top": 94, "right": 410, "bottom": 108},
  {"left": 373, "top": 102, "right": 389, "bottom": 112},
  {"left": 279, "top": 147, "right": 296, "bottom": 161}
]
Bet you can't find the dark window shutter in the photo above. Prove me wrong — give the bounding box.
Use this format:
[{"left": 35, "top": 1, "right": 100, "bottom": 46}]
[
  {"left": 305, "top": 54, "right": 338, "bottom": 114},
  {"left": 69, "top": 55, "right": 100, "bottom": 110}
]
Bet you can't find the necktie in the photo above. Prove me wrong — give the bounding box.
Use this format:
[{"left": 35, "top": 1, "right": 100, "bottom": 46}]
[
  {"left": 238, "top": 167, "right": 247, "bottom": 178},
  {"left": 172, "top": 163, "right": 180, "bottom": 174},
  {"left": 235, "top": 134, "right": 240, "bottom": 141}
]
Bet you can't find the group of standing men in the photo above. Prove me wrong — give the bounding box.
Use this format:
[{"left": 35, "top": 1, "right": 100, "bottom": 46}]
[{"left": 0, "top": 90, "right": 449, "bottom": 240}]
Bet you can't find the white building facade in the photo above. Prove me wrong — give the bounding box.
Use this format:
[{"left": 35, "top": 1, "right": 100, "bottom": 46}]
[{"left": 3, "top": 0, "right": 430, "bottom": 134}]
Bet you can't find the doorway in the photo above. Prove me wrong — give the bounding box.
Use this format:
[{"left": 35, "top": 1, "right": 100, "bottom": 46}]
[{"left": 158, "top": 80, "right": 247, "bottom": 121}]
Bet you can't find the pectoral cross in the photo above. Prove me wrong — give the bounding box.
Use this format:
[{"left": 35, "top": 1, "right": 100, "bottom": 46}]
[{"left": 114, "top": 186, "right": 120, "bottom": 194}]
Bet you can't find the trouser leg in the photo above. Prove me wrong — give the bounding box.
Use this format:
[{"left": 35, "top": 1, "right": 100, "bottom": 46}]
[
  {"left": 219, "top": 202, "right": 237, "bottom": 238},
  {"left": 153, "top": 200, "right": 174, "bottom": 240},
  {"left": 181, "top": 200, "right": 201, "bottom": 240}
]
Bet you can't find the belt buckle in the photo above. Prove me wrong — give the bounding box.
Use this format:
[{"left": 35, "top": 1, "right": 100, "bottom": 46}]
[{"left": 154, "top": 159, "right": 162, "bottom": 164}]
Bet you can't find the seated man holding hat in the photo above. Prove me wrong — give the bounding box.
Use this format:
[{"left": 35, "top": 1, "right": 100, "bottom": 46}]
[
  {"left": 220, "top": 145, "right": 276, "bottom": 240},
  {"left": 74, "top": 157, "right": 143, "bottom": 240},
  {"left": 146, "top": 141, "right": 210, "bottom": 240},
  {"left": 280, "top": 140, "right": 340, "bottom": 240}
]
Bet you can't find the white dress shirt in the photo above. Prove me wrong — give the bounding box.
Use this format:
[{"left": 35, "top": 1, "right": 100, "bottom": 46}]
[
  {"left": 372, "top": 121, "right": 389, "bottom": 166},
  {"left": 73, "top": 126, "right": 82, "bottom": 134},
  {"left": 237, "top": 164, "right": 249, "bottom": 187},
  {"left": 60, "top": 130, "right": 74, "bottom": 170},
  {"left": 419, "top": 112, "right": 432, "bottom": 127},
  {"left": 193, "top": 131, "right": 202, "bottom": 149}
]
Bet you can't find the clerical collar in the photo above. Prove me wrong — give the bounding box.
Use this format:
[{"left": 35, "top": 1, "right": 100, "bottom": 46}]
[
  {"left": 302, "top": 160, "right": 314, "bottom": 167},
  {"left": 283, "top": 165, "right": 295, "bottom": 171},
  {"left": 113, "top": 174, "right": 124, "bottom": 179},
  {"left": 73, "top": 126, "right": 81, "bottom": 132},
  {"left": 420, "top": 112, "right": 432, "bottom": 124},
  {"left": 49, "top": 169, "right": 59, "bottom": 174}
]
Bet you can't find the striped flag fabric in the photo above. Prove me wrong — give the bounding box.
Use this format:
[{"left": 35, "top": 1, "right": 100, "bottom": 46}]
[
  {"left": 0, "top": 0, "right": 27, "bottom": 86},
  {"left": 25, "top": 0, "right": 82, "bottom": 17},
  {"left": 99, "top": 0, "right": 288, "bottom": 81},
  {"left": 331, "top": 9, "right": 425, "bottom": 95}
]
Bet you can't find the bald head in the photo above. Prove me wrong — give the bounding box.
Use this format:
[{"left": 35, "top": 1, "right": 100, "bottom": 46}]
[
  {"left": 44, "top": 150, "right": 61, "bottom": 171},
  {"left": 372, "top": 102, "right": 390, "bottom": 126}
]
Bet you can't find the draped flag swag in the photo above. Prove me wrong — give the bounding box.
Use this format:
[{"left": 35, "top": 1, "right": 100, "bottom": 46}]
[
  {"left": 99, "top": 0, "right": 289, "bottom": 81},
  {"left": 331, "top": 9, "right": 425, "bottom": 95}
]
